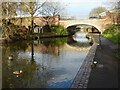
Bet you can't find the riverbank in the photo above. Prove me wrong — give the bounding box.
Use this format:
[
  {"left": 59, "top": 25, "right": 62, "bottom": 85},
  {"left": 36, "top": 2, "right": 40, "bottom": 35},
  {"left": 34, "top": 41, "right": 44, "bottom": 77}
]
[
  {"left": 0, "top": 34, "right": 69, "bottom": 44},
  {"left": 33, "top": 33, "right": 69, "bottom": 39},
  {"left": 102, "top": 24, "right": 120, "bottom": 44},
  {"left": 87, "top": 36, "right": 119, "bottom": 88}
]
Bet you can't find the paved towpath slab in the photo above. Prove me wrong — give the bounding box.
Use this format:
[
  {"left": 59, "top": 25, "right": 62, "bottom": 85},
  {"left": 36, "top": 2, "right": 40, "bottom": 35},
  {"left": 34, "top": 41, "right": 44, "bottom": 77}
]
[{"left": 87, "top": 36, "right": 119, "bottom": 88}]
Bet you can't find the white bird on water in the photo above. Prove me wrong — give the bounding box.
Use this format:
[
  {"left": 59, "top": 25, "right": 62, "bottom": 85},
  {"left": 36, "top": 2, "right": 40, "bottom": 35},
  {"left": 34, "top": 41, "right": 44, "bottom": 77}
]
[{"left": 8, "top": 55, "right": 13, "bottom": 60}]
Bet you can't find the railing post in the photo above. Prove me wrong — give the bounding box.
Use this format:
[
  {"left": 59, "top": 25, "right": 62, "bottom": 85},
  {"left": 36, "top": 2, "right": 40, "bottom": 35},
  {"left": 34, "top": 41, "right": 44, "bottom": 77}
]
[{"left": 99, "top": 32, "right": 101, "bottom": 46}]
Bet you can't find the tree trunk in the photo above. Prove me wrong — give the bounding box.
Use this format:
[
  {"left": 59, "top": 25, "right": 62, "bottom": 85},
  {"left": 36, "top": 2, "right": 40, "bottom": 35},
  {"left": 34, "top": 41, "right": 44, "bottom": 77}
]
[
  {"left": 20, "top": 18, "right": 22, "bottom": 26},
  {"left": 31, "top": 15, "right": 34, "bottom": 35}
]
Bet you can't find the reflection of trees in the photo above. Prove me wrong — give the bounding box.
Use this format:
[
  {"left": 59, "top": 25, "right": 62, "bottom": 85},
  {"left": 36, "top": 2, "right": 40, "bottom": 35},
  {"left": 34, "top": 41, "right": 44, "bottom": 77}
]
[
  {"left": 2, "top": 40, "right": 55, "bottom": 88},
  {"left": 67, "top": 35, "right": 93, "bottom": 48},
  {"left": 2, "top": 41, "right": 37, "bottom": 88},
  {"left": 40, "top": 37, "right": 67, "bottom": 46},
  {"left": 16, "top": 47, "right": 53, "bottom": 88},
  {"left": 33, "top": 37, "right": 67, "bottom": 56},
  {"left": 30, "top": 40, "right": 34, "bottom": 61},
  {"left": 2, "top": 36, "right": 92, "bottom": 88},
  {"left": 67, "top": 36, "right": 77, "bottom": 44},
  {"left": 4, "top": 41, "right": 29, "bottom": 52}
]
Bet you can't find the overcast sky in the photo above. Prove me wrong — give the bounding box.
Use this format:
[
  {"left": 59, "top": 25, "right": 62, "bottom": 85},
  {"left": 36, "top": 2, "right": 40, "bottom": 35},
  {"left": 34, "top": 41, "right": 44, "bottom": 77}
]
[
  {"left": 3, "top": 0, "right": 118, "bottom": 19},
  {"left": 57, "top": 0, "right": 118, "bottom": 19}
]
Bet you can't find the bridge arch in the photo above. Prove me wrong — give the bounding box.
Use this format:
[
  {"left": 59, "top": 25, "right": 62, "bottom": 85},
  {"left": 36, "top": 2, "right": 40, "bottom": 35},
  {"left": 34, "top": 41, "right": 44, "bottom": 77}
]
[
  {"left": 66, "top": 23, "right": 102, "bottom": 33},
  {"left": 60, "top": 19, "right": 107, "bottom": 33}
]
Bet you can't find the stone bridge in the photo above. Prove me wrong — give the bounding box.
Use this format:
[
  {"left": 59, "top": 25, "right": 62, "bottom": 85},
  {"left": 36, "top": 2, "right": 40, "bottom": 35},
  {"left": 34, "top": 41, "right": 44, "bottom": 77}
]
[{"left": 60, "top": 19, "right": 111, "bottom": 33}]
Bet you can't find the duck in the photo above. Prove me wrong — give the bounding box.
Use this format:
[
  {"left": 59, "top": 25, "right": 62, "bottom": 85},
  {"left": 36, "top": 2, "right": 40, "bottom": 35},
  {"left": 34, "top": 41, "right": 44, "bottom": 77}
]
[
  {"left": 13, "top": 70, "right": 23, "bottom": 75},
  {"left": 8, "top": 55, "right": 13, "bottom": 60}
]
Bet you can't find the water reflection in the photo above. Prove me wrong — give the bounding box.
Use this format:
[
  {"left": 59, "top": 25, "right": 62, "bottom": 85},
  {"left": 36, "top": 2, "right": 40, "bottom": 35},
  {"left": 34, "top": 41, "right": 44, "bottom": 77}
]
[{"left": 2, "top": 34, "right": 93, "bottom": 88}]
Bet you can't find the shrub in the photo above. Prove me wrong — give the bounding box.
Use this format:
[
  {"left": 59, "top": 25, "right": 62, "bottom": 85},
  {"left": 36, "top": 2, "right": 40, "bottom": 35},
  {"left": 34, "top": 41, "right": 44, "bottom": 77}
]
[
  {"left": 2, "top": 20, "right": 28, "bottom": 41},
  {"left": 50, "top": 25, "right": 68, "bottom": 35}
]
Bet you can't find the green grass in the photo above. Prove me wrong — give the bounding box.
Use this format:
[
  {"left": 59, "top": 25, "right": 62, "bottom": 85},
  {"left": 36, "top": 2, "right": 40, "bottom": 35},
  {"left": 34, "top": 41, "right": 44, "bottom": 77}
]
[
  {"left": 103, "top": 24, "right": 120, "bottom": 60},
  {"left": 103, "top": 34, "right": 120, "bottom": 43},
  {"left": 103, "top": 24, "right": 120, "bottom": 43}
]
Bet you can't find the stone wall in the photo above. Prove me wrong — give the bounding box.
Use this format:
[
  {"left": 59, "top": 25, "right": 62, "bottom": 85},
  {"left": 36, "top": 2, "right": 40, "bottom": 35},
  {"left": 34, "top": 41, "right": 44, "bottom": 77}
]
[{"left": 71, "top": 43, "right": 97, "bottom": 88}]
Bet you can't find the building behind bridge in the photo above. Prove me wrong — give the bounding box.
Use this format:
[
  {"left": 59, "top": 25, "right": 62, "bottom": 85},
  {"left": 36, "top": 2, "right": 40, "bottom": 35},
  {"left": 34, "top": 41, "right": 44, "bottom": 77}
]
[
  {"left": 99, "top": 9, "right": 120, "bottom": 24},
  {"left": 88, "top": 8, "right": 120, "bottom": 24}
]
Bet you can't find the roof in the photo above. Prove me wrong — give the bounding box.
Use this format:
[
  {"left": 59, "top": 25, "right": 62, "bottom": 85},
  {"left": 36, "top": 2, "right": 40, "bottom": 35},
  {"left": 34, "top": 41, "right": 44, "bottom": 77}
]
[{"left": 99, "top": 12, "right": 107, "bottom": 16}]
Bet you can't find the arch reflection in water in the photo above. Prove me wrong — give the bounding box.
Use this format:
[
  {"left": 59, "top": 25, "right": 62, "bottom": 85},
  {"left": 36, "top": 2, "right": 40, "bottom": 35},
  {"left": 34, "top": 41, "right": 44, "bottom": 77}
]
[{"left": 72, "top": 31, "right": 93, "bottom": 44}]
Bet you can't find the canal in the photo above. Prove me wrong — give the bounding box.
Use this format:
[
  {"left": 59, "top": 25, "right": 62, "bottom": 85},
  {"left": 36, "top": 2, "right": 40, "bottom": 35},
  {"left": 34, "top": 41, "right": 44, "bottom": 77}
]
[{"left": 1, "top": 32, "right": 99, "bottom": 88}]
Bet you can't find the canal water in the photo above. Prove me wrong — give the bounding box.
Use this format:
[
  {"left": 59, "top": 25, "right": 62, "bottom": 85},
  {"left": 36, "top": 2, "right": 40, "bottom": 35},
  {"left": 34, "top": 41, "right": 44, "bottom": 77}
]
[{"left": 2, "top": 33, "right": 93, "bottom": 88}]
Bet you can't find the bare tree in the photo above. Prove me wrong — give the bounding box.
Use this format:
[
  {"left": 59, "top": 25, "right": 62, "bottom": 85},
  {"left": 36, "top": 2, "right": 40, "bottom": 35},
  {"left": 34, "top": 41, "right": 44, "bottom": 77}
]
[
  {"left": 2, "top": 2, "right": 17, "bottom": 21},
  {"left": 89, "top": 7, "right": 107, "bottom": 17},
  {"left": 112, "top": 1, "right": 120, "bottom": 24},
  {"left": 104, "top": 1, "right": 120, "bottom": 24},
  {"left": 2, "top": 2, "right": 18, "bottom": 38},
  {"left": 42, "top": 1, "right": 63, "bottom": 16},
  {"left": 18, "top": 1, "right": 46, "bottom": 34},
  {"left": 40, "top": 1, "right": 65, "bottom": 25}
]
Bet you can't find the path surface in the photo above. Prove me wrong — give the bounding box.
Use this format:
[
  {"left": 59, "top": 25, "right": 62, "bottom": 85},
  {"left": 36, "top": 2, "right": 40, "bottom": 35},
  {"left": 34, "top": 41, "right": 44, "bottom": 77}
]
[{"left": 87, "top": 36, "right": 119, "bottom": 88}]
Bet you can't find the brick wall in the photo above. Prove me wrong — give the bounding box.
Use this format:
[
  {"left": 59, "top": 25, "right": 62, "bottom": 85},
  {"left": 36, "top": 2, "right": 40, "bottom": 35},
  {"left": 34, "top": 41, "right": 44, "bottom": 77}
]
[{"left": 10, "top": 15, "right": 60, "bottom": 27}]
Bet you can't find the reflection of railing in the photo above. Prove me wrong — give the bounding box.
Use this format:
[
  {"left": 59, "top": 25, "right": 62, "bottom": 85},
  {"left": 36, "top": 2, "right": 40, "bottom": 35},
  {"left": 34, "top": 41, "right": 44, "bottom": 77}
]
[{"left": 98, "top": 32, "right": 101, "bottom": 46}]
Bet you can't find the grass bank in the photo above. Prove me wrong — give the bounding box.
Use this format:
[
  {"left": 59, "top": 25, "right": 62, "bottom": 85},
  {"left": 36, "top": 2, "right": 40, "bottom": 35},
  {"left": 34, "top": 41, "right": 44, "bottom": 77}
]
[
  {"left": 103, "top": 24, "right": 120, "bottom": 43},
  {"left": 103, "top": 24, "right": 120, "bottom": 60}
]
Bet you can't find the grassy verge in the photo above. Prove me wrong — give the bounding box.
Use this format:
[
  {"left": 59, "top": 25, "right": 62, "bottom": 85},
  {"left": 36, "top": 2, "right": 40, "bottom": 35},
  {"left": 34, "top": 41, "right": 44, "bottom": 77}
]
[
  {"left": 103, "top": 24, "right": 120, "bottom": 60},
  {"left": 103, "top": 34, "right": 120, "bottom": 43}
]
